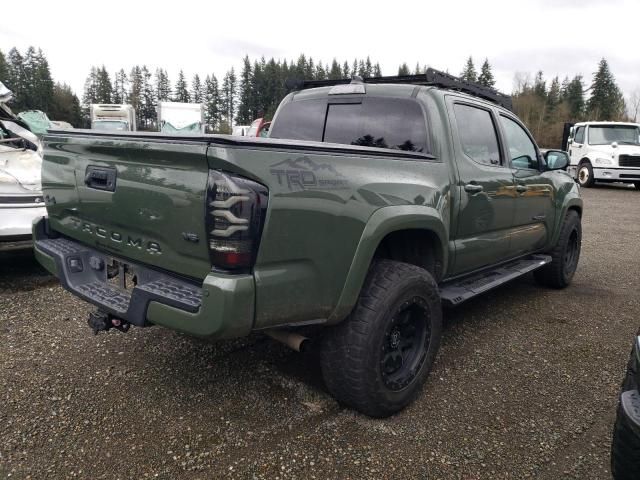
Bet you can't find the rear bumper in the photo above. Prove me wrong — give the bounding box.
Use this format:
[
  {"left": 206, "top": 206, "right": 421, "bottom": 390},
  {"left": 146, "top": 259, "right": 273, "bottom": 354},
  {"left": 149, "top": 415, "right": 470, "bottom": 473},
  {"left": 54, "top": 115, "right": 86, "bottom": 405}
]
[
  {"left": 33, "top": 217, "right": 255, "bottom": 339},
  {"left": 593, "top": 167, "right": 640, "bottom": 182},
  {"left": 0, "top": 205, "right": 47, "bottom": 250}
]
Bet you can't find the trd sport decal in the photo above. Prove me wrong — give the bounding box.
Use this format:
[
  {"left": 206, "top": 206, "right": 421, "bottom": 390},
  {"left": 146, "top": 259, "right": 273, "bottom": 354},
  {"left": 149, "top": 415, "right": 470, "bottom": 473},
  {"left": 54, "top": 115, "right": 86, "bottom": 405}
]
[{"left": 270, "top": 156, "right": 348, "bottom": 190}]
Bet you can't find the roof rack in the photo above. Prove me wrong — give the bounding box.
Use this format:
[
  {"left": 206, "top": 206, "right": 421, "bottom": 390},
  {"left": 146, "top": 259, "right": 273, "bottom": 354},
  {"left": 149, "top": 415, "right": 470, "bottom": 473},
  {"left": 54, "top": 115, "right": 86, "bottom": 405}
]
[{"left": 285, "top": 67, "right": 513, "bottom": 111}]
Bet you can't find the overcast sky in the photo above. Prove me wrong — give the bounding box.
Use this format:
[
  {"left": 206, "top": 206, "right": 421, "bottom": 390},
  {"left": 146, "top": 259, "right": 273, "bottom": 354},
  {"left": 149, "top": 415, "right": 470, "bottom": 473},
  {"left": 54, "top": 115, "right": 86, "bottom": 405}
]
[{"left": 2, "top": 0, "right": 639, "bottom": 99}]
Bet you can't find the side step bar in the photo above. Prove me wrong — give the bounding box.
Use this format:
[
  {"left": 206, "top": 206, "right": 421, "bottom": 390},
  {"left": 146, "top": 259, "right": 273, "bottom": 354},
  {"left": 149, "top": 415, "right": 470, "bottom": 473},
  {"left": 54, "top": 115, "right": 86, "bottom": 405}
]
[{"left": 439, "top": 254, "right": 551, "bottom": 306}]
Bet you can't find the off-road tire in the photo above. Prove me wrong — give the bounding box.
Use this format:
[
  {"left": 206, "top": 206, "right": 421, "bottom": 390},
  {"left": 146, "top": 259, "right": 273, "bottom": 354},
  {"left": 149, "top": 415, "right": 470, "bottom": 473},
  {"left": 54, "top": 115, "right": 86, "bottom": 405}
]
[
  {"left": 611, "top": 339, "right": 640, "bottom": 479},
  {"left": 320, "top": 260, "right": 442, "bottom": 418},
  {"left": 534, "top": 210, "right": 581, "bottom": 288},
  {"left": 577, "top": 161, "right": 595, "bottom": 187}
]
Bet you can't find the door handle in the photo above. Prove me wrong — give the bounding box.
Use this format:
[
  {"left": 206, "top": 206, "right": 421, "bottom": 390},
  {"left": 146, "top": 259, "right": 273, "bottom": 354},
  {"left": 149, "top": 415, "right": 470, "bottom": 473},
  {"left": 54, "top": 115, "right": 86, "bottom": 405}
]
[
  {"left": 464, "top": 183, "right": 484, "bottom": 193},
  {"left": 85, "top": 166, "right": 117, "bottom": 192},
  {"left": 516, "top": 184, "right": 528, "bottom": 193}
]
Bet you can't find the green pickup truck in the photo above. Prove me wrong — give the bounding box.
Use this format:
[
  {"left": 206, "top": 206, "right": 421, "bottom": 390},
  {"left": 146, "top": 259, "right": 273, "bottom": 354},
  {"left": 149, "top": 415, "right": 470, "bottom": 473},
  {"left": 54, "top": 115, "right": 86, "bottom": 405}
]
[{"left": 34, "top": 70, "right": 582, "bottom": 417}]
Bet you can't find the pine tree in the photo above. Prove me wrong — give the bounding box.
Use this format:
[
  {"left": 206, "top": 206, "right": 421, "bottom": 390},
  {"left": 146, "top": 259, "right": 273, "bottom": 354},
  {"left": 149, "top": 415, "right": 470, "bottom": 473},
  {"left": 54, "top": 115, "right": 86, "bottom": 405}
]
[
  {"left": 220, "top": 68, "right": 237, "bottom": 128},
  {"left": 587, "top": 58, "right": 625, "bottom": 120},
  {"left": 94, "top": 66, "right": 113, "bottom": 104},
  {"left": 364, "top": 57, "right": 373, "bottom": 78},
  {"left": 546, "top": 76, "right": 561, "bottom": 114},
  {"left": 315, "top": 61, "right": 327, "bottom": 80},
  {"left": 477, "top": 59, "right": 495, "bottom": 87},
  {"left": 373, "top": 62, "right": 382, "bottom": 77},
  {"left": 174, "top": 70, "right": 190, "bottom": 102},
  {"left": 6, "top": 48, "right": 26, "bottom": 109},
  {"left": 342, "top": 61, "right": 350, "bottom": 79},
  {"left": 204, "top": 74, "right": 220, "bottom": 132},
  {"left": 398, "top": 63, "right": 410, "bottom": 76},
  {"left": 294, "top": 54, "right": 307, "bottom": 78},
  {"left": 81, "top": 67, "right": 98, "bottom": 116},
  {"left": 460, "top": 56, "right": 477, "bottom": 82},
  {"left": 533, "top": 71, "right": 546, "bottom": 98},
  {"left": 565, "top": 75, "right": 585, "bottom": 120},
  {"left": 129, "top": 66, "right": 143, "bottom": 124},
  {"left": 329, "top": 59, "right": 342, "bottom": 80},
  {"left": 191, "top": 74, "right": 204, "bottom": 103},
  {"left": 154, "top": 69, "right": 171, "bottom": 102},
  {"left": 305, "top": 58, "right": 315, "bottom": 79},
  {"left": 236, "top": 56, "right": 253, "bottom": 125},
  {"left": 49, "top": 83, "right": 83, "bottom": 126},
  {"left": 141, "top": 66, "right": 155, "bottom": 129},
  {"left": 113, "top": 69, "right": 128, "bottom": 104},
  {"left": 0, "top": 49, "right": 8, "bottom": 86}
]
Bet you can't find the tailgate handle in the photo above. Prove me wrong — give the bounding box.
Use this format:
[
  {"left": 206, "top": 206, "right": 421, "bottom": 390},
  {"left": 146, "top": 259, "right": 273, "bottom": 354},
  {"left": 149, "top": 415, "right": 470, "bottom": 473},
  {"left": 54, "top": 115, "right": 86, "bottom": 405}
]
[{"left": 85, "top": 166, "right": 116, "bottom": 192}]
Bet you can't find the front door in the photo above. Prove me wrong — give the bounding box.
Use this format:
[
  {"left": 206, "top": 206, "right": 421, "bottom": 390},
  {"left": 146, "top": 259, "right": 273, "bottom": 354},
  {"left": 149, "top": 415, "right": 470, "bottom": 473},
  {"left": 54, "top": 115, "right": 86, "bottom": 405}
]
[
  {"left": 448, "top": 100, "right": 517, "bottom": 275},
  {"left": 498, "top": 114, "right": 556, "bottom": 256},
  {"left": 568, "top": 125, "right": 586, "bottom": 164}
]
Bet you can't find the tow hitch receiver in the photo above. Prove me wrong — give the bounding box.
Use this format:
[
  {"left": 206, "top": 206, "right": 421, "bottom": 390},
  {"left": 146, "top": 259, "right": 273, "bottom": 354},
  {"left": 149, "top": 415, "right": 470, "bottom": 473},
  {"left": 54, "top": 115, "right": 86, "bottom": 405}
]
[{"left": 88, "top": 310, "right": 131, "bottom": 335}]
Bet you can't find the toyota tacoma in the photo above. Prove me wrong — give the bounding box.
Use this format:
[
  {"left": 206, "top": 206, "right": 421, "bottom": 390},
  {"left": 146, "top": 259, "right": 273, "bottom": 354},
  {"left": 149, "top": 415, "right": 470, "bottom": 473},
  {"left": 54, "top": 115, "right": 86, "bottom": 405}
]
[{"left": 34, "top": 69, "right": 583, "bottom": 417}]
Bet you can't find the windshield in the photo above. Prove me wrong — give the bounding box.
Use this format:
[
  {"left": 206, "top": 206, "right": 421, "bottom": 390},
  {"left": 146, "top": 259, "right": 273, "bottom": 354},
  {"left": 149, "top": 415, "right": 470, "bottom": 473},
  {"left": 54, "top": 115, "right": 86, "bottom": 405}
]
[
  {"left": 589, "top": 125, "right": 640, "bottom": 145},
  {"left": 93, "top": 120, "right": 129, "bottom": 131}
]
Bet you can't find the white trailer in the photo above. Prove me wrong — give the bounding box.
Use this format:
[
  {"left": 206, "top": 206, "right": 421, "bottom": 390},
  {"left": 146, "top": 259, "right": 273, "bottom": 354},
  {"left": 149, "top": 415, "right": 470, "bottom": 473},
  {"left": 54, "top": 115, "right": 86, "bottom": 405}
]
[
  {"left": 157, "top": 102, "right": 204, "bottom": 134},
  {"left": 90, "top": 104, "right": 136, "bottom": 131}
]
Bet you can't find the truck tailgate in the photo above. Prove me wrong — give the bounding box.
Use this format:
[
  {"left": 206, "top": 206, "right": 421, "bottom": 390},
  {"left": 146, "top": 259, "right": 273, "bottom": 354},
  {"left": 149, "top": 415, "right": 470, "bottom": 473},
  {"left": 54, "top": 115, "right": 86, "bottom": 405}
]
[{"left": 42, "top": 133, "right": 212, "bottom": 279}]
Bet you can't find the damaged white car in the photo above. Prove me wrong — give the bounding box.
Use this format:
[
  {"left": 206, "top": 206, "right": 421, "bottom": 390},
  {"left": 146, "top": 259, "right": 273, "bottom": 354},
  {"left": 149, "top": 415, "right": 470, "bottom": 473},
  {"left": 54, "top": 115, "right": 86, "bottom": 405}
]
[{"left": 0, "top": 82, "right": 46, "bottom": 251}]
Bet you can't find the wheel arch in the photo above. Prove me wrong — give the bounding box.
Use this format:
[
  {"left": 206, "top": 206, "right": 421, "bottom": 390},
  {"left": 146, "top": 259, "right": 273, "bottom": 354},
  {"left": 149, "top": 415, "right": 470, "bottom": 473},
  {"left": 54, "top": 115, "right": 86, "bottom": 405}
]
[{"left": 327, "top": 205, "right": 448, "bottom": 324}]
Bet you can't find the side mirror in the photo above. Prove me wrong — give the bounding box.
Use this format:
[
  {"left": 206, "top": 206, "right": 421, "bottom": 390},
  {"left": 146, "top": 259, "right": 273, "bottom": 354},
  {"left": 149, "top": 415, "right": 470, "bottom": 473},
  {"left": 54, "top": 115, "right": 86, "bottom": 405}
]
[{"left": 545, "top": 150, "right": 569, "bottom": 171}]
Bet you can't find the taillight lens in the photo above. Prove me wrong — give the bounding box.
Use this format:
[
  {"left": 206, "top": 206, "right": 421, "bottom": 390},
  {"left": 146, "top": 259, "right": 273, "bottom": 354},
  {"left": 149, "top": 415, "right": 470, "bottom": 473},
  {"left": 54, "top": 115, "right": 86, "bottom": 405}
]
[{"left": 205, "top": 170, "right": 268, "bottom": 271}]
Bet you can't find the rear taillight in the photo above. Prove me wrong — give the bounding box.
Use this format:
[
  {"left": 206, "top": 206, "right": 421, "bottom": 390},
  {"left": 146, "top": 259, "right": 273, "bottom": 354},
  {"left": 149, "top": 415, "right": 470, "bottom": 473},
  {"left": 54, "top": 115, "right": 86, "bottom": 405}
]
[{"left": 205, "top": 170, "right": 268, "bottom": 271}]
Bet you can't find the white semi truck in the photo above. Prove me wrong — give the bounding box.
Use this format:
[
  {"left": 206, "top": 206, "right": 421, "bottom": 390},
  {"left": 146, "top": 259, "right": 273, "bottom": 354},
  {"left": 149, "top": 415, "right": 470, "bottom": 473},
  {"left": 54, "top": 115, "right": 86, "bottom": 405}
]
[
  {"left": 90, "top": 104, "right": 136, "bottom": 131},
  {"left": 157, "top": 102, "right": 204, "bottom": 134},
  {"left": 566, "top": 121, "right": 640, "bottom": 189}
]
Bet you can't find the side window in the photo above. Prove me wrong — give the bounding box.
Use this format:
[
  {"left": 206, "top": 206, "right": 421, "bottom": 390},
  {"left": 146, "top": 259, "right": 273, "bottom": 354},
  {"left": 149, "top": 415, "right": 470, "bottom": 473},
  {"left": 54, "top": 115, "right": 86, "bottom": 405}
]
[
  {"left": 453, "top": 104, "right": 501, "bottom": 166},
  {"left": 500, "top": 115, "right": 539, "bottom": 170},
  {"left": 574, "top": 126, "right": 585, "bottom": 144},
  {"left": 269, "top": 99, "right": 326, "bottom": 142}
]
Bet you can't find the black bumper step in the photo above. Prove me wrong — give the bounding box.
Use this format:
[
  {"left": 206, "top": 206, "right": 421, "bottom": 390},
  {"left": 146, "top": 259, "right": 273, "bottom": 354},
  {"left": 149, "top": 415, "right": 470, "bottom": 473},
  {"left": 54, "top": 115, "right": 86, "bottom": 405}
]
[
  {"left": 440, "top": 254, "right": 551, "bottom": 306},
  {"left": 36, "top": 237, "right": 202, "bottom": 326}
]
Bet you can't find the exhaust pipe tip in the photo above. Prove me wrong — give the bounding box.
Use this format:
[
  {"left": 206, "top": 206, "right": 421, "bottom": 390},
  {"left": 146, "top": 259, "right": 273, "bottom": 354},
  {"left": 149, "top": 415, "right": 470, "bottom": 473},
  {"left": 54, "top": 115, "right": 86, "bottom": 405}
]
[{"left": 264, "top": 329, "right": 310, "bottom": 353}]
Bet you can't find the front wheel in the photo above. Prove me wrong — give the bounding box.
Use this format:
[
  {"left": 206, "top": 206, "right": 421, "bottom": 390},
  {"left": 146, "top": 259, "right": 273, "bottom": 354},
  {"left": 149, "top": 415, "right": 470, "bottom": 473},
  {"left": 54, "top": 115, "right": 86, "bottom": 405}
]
[
  {"left": 534, "top": 210, "right": 582, "bottom": 288},
  {"left": 634, "top": 182, "right": 640, "bottom": 191},
  {"left": 611, "top": 338, "right": 640, "bottom": 479},
  {"left": 320, "top": 260, "right": 442, "bottom": 418},
  {"left": 577, "top": 161, "right": 595, "bottom": 187}
]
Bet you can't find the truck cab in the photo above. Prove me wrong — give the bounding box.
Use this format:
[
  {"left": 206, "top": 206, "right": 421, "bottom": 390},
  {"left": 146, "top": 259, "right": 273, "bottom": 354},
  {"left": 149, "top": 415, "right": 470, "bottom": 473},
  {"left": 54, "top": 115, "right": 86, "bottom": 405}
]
[
  {"left": 567, "top": 121, "right": 640, "bottom": 189},
  {"left": 90, "top": 104, "right": 136, "bottom": 132}
]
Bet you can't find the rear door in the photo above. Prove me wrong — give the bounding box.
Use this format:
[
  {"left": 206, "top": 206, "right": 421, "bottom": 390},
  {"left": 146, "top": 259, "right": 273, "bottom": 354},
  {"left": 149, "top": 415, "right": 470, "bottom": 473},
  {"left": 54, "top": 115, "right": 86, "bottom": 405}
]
[
  {"left": 447, "top": 99, "right": 516, "bottom": 275},
  {"left": 498, "top": 114, "right": 556, "bottom": 257}
]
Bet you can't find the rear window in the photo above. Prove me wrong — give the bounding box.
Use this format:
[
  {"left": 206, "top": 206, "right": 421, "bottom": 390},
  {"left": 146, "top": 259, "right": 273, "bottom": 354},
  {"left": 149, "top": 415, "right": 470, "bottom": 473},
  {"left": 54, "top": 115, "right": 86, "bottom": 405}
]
[{"left": 270, "top": 97, "right": 428, "bottom": 153}]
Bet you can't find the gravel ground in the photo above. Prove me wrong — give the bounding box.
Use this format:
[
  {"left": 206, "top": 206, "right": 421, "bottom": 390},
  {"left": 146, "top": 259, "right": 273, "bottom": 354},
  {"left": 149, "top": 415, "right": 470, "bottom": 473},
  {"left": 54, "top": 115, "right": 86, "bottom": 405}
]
[{"left": 1, "top": 185, "right": 639, "bottom": 479}]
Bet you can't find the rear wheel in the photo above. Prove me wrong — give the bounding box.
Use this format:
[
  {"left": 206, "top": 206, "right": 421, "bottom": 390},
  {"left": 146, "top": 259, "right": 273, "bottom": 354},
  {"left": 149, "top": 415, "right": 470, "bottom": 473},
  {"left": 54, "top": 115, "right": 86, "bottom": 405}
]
[
  {"left": 320, "top": 260, "right": 442, "bottom": 418},
  {"left": 577, "top": 161, "right": 595, "bottom": 187},
  {"left": 534, "top": 210, "right": 581, "bottom": 288}
]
